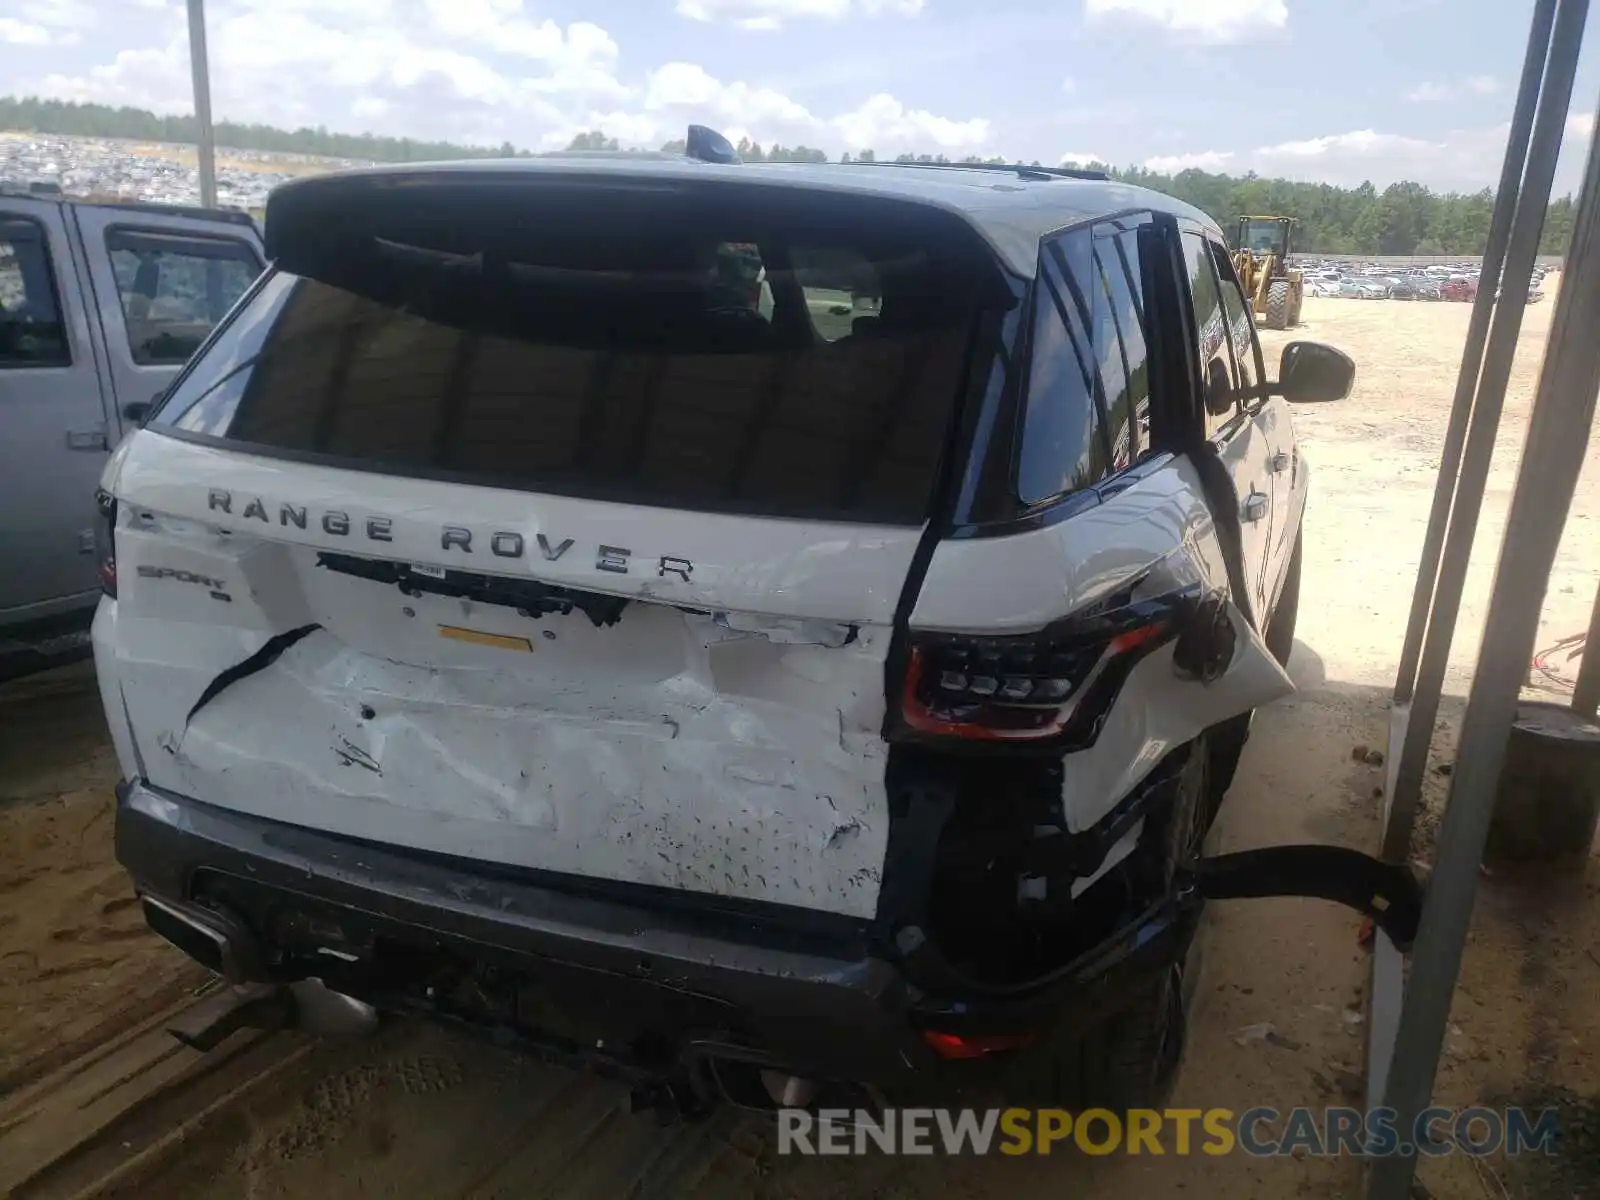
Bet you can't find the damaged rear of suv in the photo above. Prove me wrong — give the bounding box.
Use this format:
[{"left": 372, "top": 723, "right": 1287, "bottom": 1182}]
[{"left": 96, "top": 138, "right": 1417, "bottom": 1114}]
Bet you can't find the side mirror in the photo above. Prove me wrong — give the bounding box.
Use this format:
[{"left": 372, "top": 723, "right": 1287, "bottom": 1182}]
[
  {"left": 1204, "top": 357, "right": 1235, "bottom": 417},
  {"left": 123, "top": 389, "right": 162, "bottom": 427},
  {"left": 1276, "top": 341, "right": 1355, "bottom": 403}
]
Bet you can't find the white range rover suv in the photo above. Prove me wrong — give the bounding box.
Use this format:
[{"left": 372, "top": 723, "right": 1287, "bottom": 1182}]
[{"left": 93, "top": 129, "right": 1414, "bottom": 1114}]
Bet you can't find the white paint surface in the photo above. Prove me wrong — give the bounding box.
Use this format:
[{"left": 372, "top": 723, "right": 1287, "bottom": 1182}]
[{"left": 98, "top": 430, "right": 1295, "bottom": 920}]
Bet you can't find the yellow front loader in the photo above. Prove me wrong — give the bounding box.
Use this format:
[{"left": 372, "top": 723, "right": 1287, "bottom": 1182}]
[{"left": 1231, "top": 215, "right": 1304, "bottom": 330}]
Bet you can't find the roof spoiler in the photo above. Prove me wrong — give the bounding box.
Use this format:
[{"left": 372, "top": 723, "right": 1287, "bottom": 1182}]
[{"left": 685, "top": 124, "right": 740, "bottom": 165}]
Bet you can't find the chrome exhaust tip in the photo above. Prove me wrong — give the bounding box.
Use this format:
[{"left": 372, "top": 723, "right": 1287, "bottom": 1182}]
[
  {"left": 760, "top": 1071, "right": 820, "bottom": 1108},
  {"left": 290, "top": 979, "right": 379, "bottom": 1036},
  {"left": 141, "top": 894, "right": 261, "bottom": 982}
]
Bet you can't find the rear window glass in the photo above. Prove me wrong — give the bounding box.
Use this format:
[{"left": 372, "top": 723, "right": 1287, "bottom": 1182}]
[{"left": 153, "top": 207, "right": 995, "bottom": 525}]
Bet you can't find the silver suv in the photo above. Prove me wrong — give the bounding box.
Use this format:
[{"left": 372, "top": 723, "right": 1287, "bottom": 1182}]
[{"left": 0, "top": 185, "right": 262, "bottom": 680}]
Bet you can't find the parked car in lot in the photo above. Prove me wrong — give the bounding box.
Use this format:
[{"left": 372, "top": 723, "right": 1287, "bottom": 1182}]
[
  {"left": 96, "top": 134, "right": 1418, "bottom": 1116},
  {"left": 1339, "top": 277, "right": 1388, "bottom": 299},
  {"left": 0, "top": 186, "right": 263, "bottom": 681}
]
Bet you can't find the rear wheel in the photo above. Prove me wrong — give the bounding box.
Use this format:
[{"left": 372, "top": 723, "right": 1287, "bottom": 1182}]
[{"left": 1265, "top": 279, "right": 1291, "bottom": 330}]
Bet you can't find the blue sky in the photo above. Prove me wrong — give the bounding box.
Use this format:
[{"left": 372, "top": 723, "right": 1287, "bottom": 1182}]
[{"left": 3, "top": 0, "right": 1597, "bottom": 193}]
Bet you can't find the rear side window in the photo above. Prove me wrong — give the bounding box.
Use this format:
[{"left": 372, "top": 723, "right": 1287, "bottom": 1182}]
[
  {"left": 106, "top": 229, "right": 261, "bottom": 365},
  {"left": 1091, "top": 228, "right": 1150, "bottom": 469},
  {"left": 1181, "top": 231, "right": 1239, "bottom": 437},
  {"left": 153, "top": 207, "right": 996, "bottom": 525},
  {"left": 0, "top": 216, "right": 70, "bottom": 368},
  {"left": 1210, "top": 242, "right": 1264, "bottom": 401},
  {"left": 1017, "top": 217, "right": 1153, "bottom": 506}
]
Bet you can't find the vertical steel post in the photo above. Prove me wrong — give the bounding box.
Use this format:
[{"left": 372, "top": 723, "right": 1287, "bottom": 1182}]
[
  {"left": 1382, "top": 0, "right": 1587, "bottom": 864},
  {"left": 186, "top": 0, "right": 218, "bottom": 209},
  {"left": 1569, "top": 576, "right": 1600, "bottom": 714},
  {"left": 1367, "top": 80, "right": 1600, "bottom": 1200},
  {"left": 1392, "top": 0, "right": 1557, "bottom": 709}
]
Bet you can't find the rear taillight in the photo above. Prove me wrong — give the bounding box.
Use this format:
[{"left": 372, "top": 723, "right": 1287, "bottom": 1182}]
[
  {"left": 921, "top": 1029, "right": 1038, "bottom": 1060},
  {"left": 897, "top": 584, "right": 1196, "bottom": 745},
  {"left": 95, "top": 487, "right": 117, "bottom": 598}
]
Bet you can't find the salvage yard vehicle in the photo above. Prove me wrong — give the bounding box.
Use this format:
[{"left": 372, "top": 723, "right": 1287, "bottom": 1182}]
[
  {"left": 95, "top": 128, "right": 1419, "bottom": 1116},
  {"left": 0, "top": 184, "right": 263, "bottom": 680},
  {"left": 1231, "top": 214, "right": 1304, "bottom": 330}
]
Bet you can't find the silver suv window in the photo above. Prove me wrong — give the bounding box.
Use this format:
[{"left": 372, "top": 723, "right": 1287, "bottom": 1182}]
[
  {"left": 106, "top": 229, "right": 260, "bottom": 366},
  {"left": 0, "top": 216, "right": 69, "bottom": 368}
]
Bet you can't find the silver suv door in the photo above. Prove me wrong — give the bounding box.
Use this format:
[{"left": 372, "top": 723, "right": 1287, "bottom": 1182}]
[
  {"left": 68, "top": 205, "right": 262, "bottom": 432},
  {"left": 0, "top": 199, "right": 113, "bottom": 616}
]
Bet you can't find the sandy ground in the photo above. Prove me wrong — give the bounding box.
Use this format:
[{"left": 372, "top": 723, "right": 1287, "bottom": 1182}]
[
  {"left": 0, "top": 666, "right": 205, "bottom": 1100},
  {"left": 2, "top": 289, "right": 1598, "bottom": 1198}
]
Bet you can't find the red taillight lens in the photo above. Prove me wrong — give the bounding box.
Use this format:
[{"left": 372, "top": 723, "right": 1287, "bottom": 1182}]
[
  {"left": 921, "top": 1029, "right": 1038, "bottom": 1060},
  {"left": 898, "top": 594, "right": 1188, "bottom": 744},
  {"left": 95, "top": 487, "right": 117, "bottom": 599}
]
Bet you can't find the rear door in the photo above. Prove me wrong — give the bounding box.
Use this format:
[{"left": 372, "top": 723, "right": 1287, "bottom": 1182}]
[
  {"left": 1178, "top": 227, "right": 1274, "bottom": 624},
  {"left": 0, "top": 199, "right": 112, "bottom": 616},
  {"left": 94, "top": 183, "right": 1006, "bottom": 921},
  {"left": 1211, "top": 241, "right": 1300, "bottom": 614},
  {"left": 69, "top": 205, "right": 262, "bottom": 436}
]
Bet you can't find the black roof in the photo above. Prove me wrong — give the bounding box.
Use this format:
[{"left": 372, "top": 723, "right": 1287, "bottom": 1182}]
[{"left": 266, "top": 153, "right": 1220, "bottom": 277}]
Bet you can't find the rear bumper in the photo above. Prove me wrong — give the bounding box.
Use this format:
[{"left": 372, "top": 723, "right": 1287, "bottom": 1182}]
[{"left": 116, "top": 779, "right": 1198, "bottom": 1091}]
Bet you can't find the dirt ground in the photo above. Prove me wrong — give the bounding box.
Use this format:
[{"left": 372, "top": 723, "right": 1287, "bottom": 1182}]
[{"left": 2, "top": 289, "right": 1599, "bottom": 1198}]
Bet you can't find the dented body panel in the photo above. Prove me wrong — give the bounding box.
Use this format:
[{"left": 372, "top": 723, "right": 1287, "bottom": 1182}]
[
  {"left": 913, "top": 456, "right": 1292, "bottom": 847},
  {"left": 97, "top": 434, "right": 913, "bottom": 920},
  {"left": 96, "top": 437, "right": 1292, "bottom": 924}
]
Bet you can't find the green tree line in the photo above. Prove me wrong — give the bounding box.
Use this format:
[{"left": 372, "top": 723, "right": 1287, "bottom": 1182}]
[{"left": 2, "top": 96, "right": 1574, "bottom": 256}]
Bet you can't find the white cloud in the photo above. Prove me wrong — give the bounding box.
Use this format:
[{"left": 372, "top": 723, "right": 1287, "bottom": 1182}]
[
  {"left": 1255, "top": 128, "right": 1434, "bottom": 160},
  {"left": 1060, "top": 76, "right": 1077, "bottom": 93},
  {"left": 1569, "top": 112, "right": 1595, "bottom": 138},
  {"left": 644, "top": 62, "right": 813, "bottom": 128},
  {"left": 18, "top": 4, "right": 988, "bottom": 161},
  {"left": 1084, "top": 0, "right": 1287, "bottom": 41},
  {"left": 27, "top": 0, "right": 630, "bottom": 139},
  {"left": 676, "top": 0, "right": 922, "bottom": 28},
  {"left": 0, "top": 19, "right": 51, "bottom": 44},
  {"left": 833, "top": 93, "right": 990, "bottom": 152},
  {"left": 1241, "top": 125, "right": 1527, "bottom": 191},
  {"left": 1405, "top": 75, "right": 1499, "bottom": 103},
  {"left": 1145, "top": 149, "right": 1234, "bottom": 171}
]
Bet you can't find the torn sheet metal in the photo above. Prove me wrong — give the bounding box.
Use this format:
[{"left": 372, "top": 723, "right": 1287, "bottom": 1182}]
[
  {"left": 1057, "top": 606, "right": 1293, "bottom": 837},
  {"left": 111, "top": 603, "right": 895, "bottom": 921}
]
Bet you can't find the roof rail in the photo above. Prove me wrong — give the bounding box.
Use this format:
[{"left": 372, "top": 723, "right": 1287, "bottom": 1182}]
[
  {"left": 0, "top": 184, "right": 257, "bottom": 228},
  {"left": 847, "top": 160, "right": 1111, "bottom": 182}
]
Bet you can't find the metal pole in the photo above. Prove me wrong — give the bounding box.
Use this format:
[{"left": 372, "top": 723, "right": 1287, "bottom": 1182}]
[
  {"left": 1570, "top": 576, "right": 1600, "bottom": 713},
  {"left": 1392, "top": 0, "right": 1557, "bottom": 708},
  {"left": 1382, "top": 0, "right": 1587, "bottom": 863},
  {"left": 1367, "top": 82, "right": 1600, "bottom": 1200},
  {"left": 186, "top": 0, "right": 217, "bottom": 209}
]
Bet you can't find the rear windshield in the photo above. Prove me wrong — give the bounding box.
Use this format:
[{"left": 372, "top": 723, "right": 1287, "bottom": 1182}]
[{"left": 151, "top": 186, "right": 1005, "bottom": 525}]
